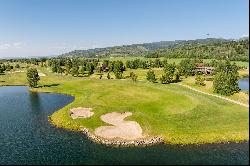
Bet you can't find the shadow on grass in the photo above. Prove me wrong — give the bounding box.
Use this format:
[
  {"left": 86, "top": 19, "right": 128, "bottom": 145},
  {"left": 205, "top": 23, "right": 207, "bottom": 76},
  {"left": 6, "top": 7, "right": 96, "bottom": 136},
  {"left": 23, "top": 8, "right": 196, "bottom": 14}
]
[{"left": 39, "top": 83, "right": 60, "bottom": 88}]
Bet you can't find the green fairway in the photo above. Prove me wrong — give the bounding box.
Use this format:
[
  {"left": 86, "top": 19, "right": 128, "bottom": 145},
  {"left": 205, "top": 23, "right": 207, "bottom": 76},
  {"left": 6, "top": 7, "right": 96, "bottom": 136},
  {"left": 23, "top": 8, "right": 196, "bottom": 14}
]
[{"left": 0, "top": 70, "right": 248, "bottom": 144}]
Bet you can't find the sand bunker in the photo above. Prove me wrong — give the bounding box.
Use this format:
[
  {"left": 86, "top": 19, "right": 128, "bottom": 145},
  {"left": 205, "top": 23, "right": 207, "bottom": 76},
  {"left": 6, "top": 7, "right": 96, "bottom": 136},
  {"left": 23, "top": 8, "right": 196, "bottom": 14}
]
[
  {"left": 94, "top": 112, "right": 143, "bottom": 140},
  {"left": 70, "top": 107, "right": 94, "bottom": 119},
  {"left": 38, "top": 72, "right": 46, "bottom": 76}
]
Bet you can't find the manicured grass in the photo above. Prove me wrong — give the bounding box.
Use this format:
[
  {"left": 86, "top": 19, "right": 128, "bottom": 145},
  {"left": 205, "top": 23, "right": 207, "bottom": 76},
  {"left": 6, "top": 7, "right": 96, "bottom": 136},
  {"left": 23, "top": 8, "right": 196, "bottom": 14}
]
[
  {"left": 0, "top": 69, "right": 248, "bottom": 144},
  {"left": 180, "top": 72, "right": 249, "bottom": 105},
  {"left": 239, "top": 68, "right": 249, "bottom": 78}
]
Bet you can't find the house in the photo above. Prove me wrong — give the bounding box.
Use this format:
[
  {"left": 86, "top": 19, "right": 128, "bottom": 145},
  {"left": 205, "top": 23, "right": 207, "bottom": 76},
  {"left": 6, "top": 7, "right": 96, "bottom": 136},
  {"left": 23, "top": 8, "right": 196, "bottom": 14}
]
[{"left": 194, "top": 63, "right": 214, "bottom": 74}]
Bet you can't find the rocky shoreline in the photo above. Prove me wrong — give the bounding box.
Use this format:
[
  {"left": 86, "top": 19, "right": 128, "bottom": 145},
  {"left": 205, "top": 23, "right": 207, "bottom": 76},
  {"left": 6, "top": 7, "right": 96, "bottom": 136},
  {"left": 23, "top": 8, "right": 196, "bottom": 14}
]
[{"left": 81, "top": 127, "right": 164, "bottom": 147}]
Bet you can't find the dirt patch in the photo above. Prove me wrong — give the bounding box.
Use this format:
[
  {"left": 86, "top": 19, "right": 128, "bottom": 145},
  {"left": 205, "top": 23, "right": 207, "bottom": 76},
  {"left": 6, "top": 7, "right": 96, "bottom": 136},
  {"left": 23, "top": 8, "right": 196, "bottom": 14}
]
[
  {"left": 70, "top": 107, "right": 94, "bottom": 119},
  {"left": 94, "top": 112, "right": 143, "bottom": 140}
]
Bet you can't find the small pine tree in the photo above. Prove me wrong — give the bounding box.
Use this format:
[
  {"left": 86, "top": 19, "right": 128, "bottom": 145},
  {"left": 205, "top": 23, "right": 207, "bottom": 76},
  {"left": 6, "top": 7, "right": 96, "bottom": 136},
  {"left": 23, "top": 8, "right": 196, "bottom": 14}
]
[
  {"left": 146, "top": 70, "right": 156, "bottom": 83},
  {"left": 113, "top": 61, "right": 124, "bottom": 79},
  {"left": 130, "top": 72, "right": 138, "bottom": 82},
  {"left": 107, "top": 72, "right": 111, "bottom": 79},
  {"left": 71, "top": 67, "right": 79, "bottom": 77},
  {"left": 57, "top": 66, "right": 64, "bottom": 74},
  {"left": 160, "top": 73, "right": 172, "bottom": 84},
  {"left": 173, "top": 69, "right": 180, "bottom": 82},
  {"left": 15, "top": 64, "right": 20, "bottom": 69},
  {"left": 195, "top": 74, "right": 206, "bottom": 86},
  {"left": 0, "top": 66, "right": 4, "bottom": 74},
  {"left": 86, "top": 63, "right": 94, "bottom": 75}
]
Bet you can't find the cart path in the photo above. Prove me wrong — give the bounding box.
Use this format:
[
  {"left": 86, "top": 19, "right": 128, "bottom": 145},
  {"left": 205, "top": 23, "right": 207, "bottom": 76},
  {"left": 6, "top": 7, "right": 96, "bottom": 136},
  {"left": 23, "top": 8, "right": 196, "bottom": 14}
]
[{"left": 178, "top": 83, "right": 249, "bottom": 108}]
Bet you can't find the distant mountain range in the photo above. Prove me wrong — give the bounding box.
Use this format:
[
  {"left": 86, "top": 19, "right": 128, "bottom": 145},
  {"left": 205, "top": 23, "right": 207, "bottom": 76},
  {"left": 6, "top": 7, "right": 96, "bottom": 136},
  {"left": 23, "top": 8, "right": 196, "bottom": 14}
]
[
  {"left": 1, "top": 37, "right": 247, "bottom": 60},
  {"left": 59, "top": 38, "right": 236, "bottom": 58}
]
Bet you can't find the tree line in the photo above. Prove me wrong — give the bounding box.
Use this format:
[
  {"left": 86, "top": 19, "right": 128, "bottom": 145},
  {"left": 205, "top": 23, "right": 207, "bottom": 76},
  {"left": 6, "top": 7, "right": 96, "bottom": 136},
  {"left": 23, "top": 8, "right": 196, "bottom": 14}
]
[{"left": 48, "top": 57, "right": 126, "bottom": 79}]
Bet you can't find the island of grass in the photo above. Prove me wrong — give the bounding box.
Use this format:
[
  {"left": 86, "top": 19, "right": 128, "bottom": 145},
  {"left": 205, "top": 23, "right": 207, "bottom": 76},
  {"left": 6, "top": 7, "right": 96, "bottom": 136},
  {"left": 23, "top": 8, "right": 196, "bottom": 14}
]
[{"left": 28, "top": 77, "right": 248, "bottom": 145}]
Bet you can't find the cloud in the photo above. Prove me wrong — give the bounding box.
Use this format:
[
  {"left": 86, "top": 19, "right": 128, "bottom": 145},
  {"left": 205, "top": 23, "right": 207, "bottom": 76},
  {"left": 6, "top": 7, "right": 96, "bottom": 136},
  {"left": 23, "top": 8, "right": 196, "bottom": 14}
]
[
  {"left": 0, "top": 42, "right": 25, "bottom": 50},
  {"left": 13, "top": 42, "right": 25, "bottom": 48},
  {"left": 241, "top": 34, "right": 249, "bottom": 38},
  {"left": 0, "top": 43, "right": 11, "bottom": 50}
]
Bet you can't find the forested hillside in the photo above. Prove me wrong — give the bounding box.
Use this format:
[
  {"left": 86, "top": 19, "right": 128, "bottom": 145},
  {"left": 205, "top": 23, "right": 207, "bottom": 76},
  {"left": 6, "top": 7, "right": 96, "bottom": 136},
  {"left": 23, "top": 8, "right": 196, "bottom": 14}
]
[{"left": 59, "top": 38, "right": 249, "bottom": 61}]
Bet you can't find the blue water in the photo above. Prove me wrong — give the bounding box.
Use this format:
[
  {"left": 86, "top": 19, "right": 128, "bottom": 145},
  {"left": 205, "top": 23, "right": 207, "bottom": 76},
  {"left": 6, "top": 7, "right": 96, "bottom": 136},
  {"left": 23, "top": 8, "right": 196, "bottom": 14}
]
[
  {"left": 0, "top": 86, "right": 249, "bottom": 165},
  {"left": 238, "top": 77, "right": 249, "bottom": 92}
]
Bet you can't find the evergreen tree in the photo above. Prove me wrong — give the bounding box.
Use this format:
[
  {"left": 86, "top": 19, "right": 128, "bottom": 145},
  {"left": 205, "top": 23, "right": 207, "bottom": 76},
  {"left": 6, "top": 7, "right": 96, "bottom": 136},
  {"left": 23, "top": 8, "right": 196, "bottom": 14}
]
[
  {"left": 86, "top": 63, "right": 94, "bottom": 75},
  {"left": 71, "top": 66, "right": 79, "bottom": 77},
  {"left": 57, "top": 66, "right": 64, "bottom": 74},
  {"left": 177, "top": 59, "right": 196, "bottom": 77},
  {"left": 26, "top": 68, "right": 40, "bottom": 88},
  {"left": 213, "top": 60, "right": 239, "bottom": 95},
  {"left": 146, "top": 70, "right": 156, "bottom": 83},
  {"left": 0, "top": 65, "right": 4, "bottom": 74},
  {"left": 107, "top": 72, "right": 111, "bottom": 79},
  {"left": 113, "top": 61, "right": 124, "bottom": 79},
  {"left": 160, "top": 73, "right": 172, "bottom": 84},
  {"left": 15, "top": 64, "right": 20, "bottom": 68},
  {"left": 195, "top": 74, "right": 206, "bottom": 86},
  {"left": 65, "top": 58, "right": 72, "bottom": 75},
  {"left": 130, "top": 72, "right": 138, "bottom": 82}
]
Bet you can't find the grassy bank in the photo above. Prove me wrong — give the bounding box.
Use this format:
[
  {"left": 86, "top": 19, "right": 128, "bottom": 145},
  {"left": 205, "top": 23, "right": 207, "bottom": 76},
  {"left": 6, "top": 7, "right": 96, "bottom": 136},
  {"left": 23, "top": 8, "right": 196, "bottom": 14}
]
[{"left": 0, "top": 69, "right": 248, "bottom": 144}]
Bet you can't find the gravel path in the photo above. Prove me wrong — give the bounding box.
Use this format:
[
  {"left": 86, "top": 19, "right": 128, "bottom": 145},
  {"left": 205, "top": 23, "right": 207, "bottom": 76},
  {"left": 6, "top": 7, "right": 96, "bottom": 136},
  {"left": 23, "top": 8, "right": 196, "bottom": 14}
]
[{"left": 178, "top": 84, "right": 249, "bottom": 108}]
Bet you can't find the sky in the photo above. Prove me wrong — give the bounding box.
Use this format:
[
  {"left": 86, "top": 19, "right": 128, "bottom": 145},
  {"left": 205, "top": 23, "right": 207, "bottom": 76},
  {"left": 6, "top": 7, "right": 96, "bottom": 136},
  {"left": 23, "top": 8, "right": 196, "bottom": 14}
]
[{"left": 0, "top": 0, "right": 248, "bottom": 58}]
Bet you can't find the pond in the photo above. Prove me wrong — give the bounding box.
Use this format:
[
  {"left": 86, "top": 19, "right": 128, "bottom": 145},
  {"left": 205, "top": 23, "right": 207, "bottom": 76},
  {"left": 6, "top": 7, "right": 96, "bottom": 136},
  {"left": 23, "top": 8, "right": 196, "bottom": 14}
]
[
  {"left": 0, "top": 86, "right": 248, "bottom": 165},
  {"left": 238, "top": 77, "right": 249, "bottom": 92}
]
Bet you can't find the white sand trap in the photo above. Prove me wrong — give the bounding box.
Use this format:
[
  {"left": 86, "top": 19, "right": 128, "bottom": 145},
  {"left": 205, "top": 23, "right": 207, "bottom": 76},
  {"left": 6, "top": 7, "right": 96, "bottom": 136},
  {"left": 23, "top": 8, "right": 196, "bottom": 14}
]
[
  {"left": 70, "top": 107, "right": 94, "bottom": 119},
  {"left": 94, "top": 112, "right": 143, "bottom": 140},
  {"left": 38, "top": 72, "right": 46, "bottom": 76},
  {"left": 14, "top": 70, "right": 24, "bottom": 73}
]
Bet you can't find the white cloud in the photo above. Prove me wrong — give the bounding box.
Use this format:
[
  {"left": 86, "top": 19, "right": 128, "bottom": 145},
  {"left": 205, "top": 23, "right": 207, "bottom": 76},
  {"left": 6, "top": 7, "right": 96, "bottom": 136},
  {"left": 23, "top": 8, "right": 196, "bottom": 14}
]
[
  {"left": 0, "top": 42, "right": 26, "bottom": 50},
  {"left": 0, "top": 43, "right": 11, "bottom": 50},
  {"left": 241, "top": 34, "right": 249, "bottom": 38},
  {"left": 13, "top": 42, "right": 25, "bottom": 48}
]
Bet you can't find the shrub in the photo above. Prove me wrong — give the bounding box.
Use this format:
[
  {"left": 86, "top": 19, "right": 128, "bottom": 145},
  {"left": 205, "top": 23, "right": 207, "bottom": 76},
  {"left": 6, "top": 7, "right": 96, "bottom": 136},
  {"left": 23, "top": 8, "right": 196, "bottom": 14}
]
[
  {"left": 130, "top": 72, "right": 138, "bottom": 82},
  {"left": 195, "top": 74, "right": 206, "bottom": 86},
  {"left": 107, "top": 72, "right": 111, "bottom": 79},
  {"left": 146, "top": 70, "right": 156, "bottom": 83}
]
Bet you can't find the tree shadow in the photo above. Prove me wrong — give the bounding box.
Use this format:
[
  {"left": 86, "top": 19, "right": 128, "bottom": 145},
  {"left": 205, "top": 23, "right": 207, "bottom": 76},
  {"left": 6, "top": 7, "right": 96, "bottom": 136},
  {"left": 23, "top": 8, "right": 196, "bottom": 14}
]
[
  {"left": 172, "top": 79, "right": 182, "bottom": 83},
  {"left": 39, "top": 83, "right": 60, "bottom": 88}
]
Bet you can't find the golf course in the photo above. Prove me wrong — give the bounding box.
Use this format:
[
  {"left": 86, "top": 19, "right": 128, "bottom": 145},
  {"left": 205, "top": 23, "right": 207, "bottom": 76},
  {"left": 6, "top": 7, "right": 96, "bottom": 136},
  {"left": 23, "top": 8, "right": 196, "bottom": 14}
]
[{"left": 0, "top": 65, "right": 248, "bottom": 145}]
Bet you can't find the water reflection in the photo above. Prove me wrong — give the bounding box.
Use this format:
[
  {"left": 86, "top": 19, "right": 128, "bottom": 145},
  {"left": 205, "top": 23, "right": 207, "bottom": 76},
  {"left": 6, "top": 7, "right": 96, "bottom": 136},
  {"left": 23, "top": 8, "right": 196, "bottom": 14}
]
[{"left": 29, "top": 92, "right": 42, "bottom": 112}]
